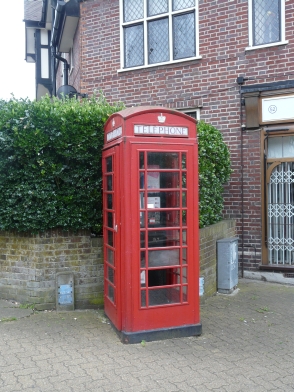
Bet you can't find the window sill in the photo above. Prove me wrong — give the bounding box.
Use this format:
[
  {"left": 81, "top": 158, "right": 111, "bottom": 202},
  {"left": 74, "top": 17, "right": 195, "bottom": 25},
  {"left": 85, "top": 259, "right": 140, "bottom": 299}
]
[
  {"left": 245, "top": 40, "right": 288, "bottom": 52},
  {"left": 117, "top": 56, "right": 202, "bottom": 73}
]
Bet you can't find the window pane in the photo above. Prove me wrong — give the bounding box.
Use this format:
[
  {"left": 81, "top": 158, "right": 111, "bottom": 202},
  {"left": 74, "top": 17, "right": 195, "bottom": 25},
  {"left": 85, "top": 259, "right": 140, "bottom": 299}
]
[
  {"left": 148, "top": 0, "right": 168, "bottom": 16},
  {"left": 149, "top": 287, "right": 180, "bottom": 305},
  {"left": 124, "top": 25, "right": 144, "bottom": 68},
  {"left": 106, "top": 156, "right": 112, "bottom": 172},
  {"left": 148, "top": 18, "right": 169, "bottom": 64},
  {"left": 253, "top": 0, "right": 280, "bottom": 46},
  {"left": 147, "top": 152, "right": 179, "bottom": 169},
  {"left": 107, "top": 230, "right": 113, "bottom": 247},
  {"left": 173, "top": 12, "right": 196, "bottom": 60},
  {"left": 107, "top": 266, "right": 115, "bottom": 284},
  {"left": 149, "top": 249, "right": 180, "bottom": 266},
  {"left": 124, "top": 0, "right": 144, "bottom": 22},
  {"left": 107, "top": 194, "right": 113, "bottom": 209},
  {"left": 173, "top": 0, "right": 195, "bottom": 11},
  {"left": 107, "top": 175, "right": 112, "bottom": 191}
]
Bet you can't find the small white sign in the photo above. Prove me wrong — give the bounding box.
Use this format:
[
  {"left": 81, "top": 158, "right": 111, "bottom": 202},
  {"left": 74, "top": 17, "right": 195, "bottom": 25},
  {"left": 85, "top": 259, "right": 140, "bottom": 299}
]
[
  {"left": 107, "top": 126, "right": 122, "bottom": 142},
  {"left": 262, "top": 95, "right": 294, "bottom": 123},
  {"left": 134, "top": 125, "right": 188, "bottom": 137}
]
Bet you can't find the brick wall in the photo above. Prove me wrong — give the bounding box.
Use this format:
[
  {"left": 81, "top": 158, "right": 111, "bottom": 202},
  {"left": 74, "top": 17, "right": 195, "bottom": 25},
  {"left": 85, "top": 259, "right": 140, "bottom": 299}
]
[
  {"left": 0, "top": 230, "right": 103, "bottom": 310},
  {"left": 0, "top": 221, "right": 236, "bottom": 308},
  {"left": 73, "top": 0, "right": 294, "bottom": 269},
  {"left": 200, "top": 219, "right": 237, "bottom": 300}
]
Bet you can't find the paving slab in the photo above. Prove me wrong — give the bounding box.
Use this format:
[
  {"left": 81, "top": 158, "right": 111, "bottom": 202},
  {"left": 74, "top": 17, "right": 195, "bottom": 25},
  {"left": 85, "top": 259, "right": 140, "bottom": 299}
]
[
  {"left": 0, "top": 300, "right": 34, "bottom": 321},
  {"left": 0, "top": 279, "right": 293, "bottom": 392}
]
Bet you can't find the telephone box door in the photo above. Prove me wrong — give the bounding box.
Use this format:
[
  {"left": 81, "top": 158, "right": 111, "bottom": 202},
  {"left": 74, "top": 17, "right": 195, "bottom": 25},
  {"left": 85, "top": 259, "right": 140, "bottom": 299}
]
[
  {"left": 102, "top": 146, "right": 121, "bottom": 330},
  {"left": 124, "top": 144, "right": 199, "bottom": 333}
]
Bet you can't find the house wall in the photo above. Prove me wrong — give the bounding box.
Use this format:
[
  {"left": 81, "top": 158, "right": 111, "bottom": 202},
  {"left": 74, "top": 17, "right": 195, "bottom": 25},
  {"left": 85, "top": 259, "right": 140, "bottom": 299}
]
[{"left": 74, "top": 0, "right": 294, "bottom": 270}]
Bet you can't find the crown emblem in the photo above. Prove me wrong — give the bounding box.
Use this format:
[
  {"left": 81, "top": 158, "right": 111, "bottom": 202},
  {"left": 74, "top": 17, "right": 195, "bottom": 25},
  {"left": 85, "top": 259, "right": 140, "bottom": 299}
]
[
  {"left": 112, "top": 119, "right": 115, "bottom": 127},
  {"left": 158, "top": 113, "right": 166, "bottom": 123}
]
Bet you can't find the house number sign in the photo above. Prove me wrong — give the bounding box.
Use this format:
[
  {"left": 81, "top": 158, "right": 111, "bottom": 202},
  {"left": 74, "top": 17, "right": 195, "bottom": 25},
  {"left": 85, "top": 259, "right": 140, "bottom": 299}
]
[{"left": 262, "top": 95, "right": 294, "bottom": 123}]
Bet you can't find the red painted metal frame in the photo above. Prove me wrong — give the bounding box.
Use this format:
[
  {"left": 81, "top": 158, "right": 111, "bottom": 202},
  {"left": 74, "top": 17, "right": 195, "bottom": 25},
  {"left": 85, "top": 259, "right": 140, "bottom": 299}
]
[{"left": 102, "top": 107, "right": 199, "bottom": 335}]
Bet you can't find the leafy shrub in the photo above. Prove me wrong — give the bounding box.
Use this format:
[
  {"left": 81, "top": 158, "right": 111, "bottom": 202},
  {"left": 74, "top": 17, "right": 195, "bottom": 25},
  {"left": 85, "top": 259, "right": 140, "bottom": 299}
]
[
  {"left": 0, "top": 95, "right": 123, "bottom": 233},
  {"left": 197, "top": 120, "right": 232, "bottom": 228},
  {"left": 0, "top": 97, "right": 230, "bottom": 233}
]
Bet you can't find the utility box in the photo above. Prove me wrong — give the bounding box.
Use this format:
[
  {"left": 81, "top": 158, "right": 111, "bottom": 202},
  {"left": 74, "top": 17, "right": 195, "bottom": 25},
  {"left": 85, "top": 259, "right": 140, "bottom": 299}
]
[
  {"left": 102, "top": 106, "right": 202, "bottom": 343},
  {"left": 56, "top": 272, "right": 74, "bottom": 311},
  {"left": 217, "top": 237, "right": 238, "bottom": 294}
]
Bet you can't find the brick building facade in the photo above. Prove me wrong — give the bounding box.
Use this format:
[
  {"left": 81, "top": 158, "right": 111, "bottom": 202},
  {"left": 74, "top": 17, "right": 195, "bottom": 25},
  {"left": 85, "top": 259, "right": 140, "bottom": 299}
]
[{"left": 24, "top": 0, "right": 294, "bottom": 273}]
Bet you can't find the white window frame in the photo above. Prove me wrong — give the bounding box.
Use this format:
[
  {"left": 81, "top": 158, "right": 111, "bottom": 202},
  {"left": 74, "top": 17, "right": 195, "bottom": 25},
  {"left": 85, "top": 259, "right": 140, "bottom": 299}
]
[
  {"left": 118, "top": 0, "right": 201, "bottom": 72},
  {"left": 246, "top": 0, "right": 288, "bottom": 51},
  {"left": 182, "top": 108, "right": 200, "bottom": 121}
]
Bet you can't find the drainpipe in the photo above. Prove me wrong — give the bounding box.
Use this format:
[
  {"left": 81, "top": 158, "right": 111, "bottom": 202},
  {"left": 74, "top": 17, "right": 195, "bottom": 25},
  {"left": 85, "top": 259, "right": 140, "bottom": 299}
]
[{"left": 50, "top": 1, "right": 68, "bottom": 95}]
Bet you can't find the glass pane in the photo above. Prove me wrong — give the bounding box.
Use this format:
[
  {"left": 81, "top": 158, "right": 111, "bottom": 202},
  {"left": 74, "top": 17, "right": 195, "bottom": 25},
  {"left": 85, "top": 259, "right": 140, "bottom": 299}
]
[
  {"left": 182, "top": 210, "right": 187, "bottom": 225},
  {"left": 182, "top": 230, "right": 187, "bottom": 245},
  {"left": 140, "top": 173, "right": 145, "bottom": 189},
  {"left": 182, "top": 172, "right": 186, "bottom": 188},
  {"left": 140, "top": 231, "right": 146, "bottom": 248},
  {"left": 149, "top": 287, "right": 180, "bottom": 305},
  {"left": 140, "top": 211, "right": 145, "bottom": 227},
  {"left": 107, "top": 212, "right": 113, "bottom": 228},
  {"left": 182, "top": 247, "right": 187, "bottom": 264},
  {"left": 107, "top": 248, "right": 114, "bottom": 265},
  {"left": 148, "top": 0, "right": 168, "bottom": 16},
  {"left": 147, "top": 152, "right": 179, "bottom": 169},
  {"left": 253, "top": 0, "right": 280, "bottom": 45},
  {"left": 140, "top": 270, "right": 146, "bottom": 286},
  {"left": 107, "top": 266, "right": 115, "bottom": 284},
  {"left": 149, "top": 249, "right": 180, "bottom": 266},
  {"left": 108, "top": 285, "right": 115, "bottom": 302},
  {"left": 148, "top": 229, "right": 180, "bottom": 246},
  {"left": 148, "top": 191, "right": 180, "bottom": 208},
  {"left": 148, "top": 268, "right": 181, "bottom": 285},
  {"left": 141, "top": 290, "right": 146, "bottom": 307},
  {"left": 139, "top": 151, "right": 145, "bottom": 169},
  {"left": 107, "top": 230, "right": 113, "bottom": 247},
  {"left": 124, "top": 25, "right": 144, "bottom": 68},
  {"left": 283, "top": 136, "right": 294, "bottom": 157},
  {"left": 147, "top": 172, "right": 180, "bottom": 189},
  {"left": 107, "top": 194, "right": 113, "bottom": 209},
  {"left": 107, "top": 175, "right": 113, "bottom": 191},
  {"left": 106, "top": 156, "right": 112, "bottom": 172},
  {"left": 183, "top": 285, "right": 188, "bottom": 301},
  {"left": 148, "top": 18, "right": 169, "bottom": 65},
  {"left": 173, "top": 0, "right": 195, "bottom": 11},
  {"left": 268, "top": 136, "right": 294, "bottom": 158},
  {"left": 141, "top": 251, "right": 146, "bottom": 267},
  {"left": 182, "top": 267, "right": 187, "bottom": 283},
  {"left": 124, "top": 0, "right": 144, "bottom": 22},
  {"left": 182, "top": 153, "right": 186, "bottom": 169},
  {"left": 148, "top": 210, "right": 180, "bottom": 227},
  {"left": 173, "top": 12, "right": 196, "bottom": 60},
  {"left": 182, "top": 191, "right": 186, "bottom": 207}
]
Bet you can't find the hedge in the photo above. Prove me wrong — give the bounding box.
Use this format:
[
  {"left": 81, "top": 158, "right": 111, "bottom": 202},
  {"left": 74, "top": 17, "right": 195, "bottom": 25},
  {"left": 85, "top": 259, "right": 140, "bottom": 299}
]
[
  {"left": 0, "top": 97, "right": 231, "bottom": 233},
  {"left": 0, "top": 95, "right": 123, "bottom": 233}
]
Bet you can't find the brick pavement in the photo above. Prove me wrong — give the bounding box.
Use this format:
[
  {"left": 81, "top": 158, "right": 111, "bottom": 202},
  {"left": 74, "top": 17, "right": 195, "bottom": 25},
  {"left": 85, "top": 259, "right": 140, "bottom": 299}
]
[{"left": 0, "top": 278, "right": 293, "bottom": 392}]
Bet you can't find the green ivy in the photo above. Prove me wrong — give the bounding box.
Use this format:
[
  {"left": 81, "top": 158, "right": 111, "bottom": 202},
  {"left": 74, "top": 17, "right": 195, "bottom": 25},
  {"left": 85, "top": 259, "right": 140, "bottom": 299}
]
[
  {"left": 197, "top": 120, "right": 232, "bottom": 228},
  {"left": 0, "top": 94, "right": 123, "bottom": 233}
]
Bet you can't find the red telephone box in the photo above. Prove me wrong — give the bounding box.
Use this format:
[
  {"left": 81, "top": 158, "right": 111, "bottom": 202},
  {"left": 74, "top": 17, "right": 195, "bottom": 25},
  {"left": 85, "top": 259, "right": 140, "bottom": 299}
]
[{"left": 102, "top": 106, "right": 201, "bottom": 343}]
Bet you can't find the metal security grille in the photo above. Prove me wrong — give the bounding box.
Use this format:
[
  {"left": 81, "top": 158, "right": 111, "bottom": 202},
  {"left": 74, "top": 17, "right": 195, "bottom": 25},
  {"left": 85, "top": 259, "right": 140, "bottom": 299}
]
[
  {"left": 253, "top": 0, "right": 280, "bottom": 45},
  {"left": 268, "top": 162, "right": 294, "bottom": 265}
]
